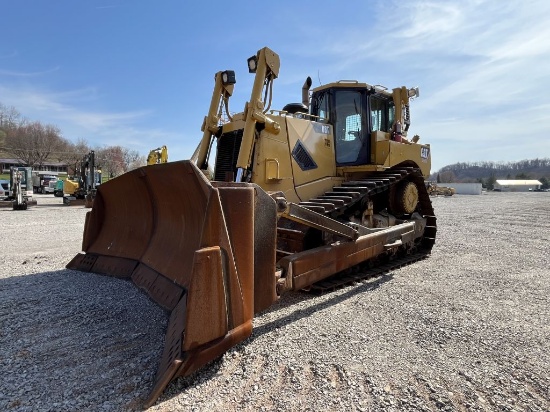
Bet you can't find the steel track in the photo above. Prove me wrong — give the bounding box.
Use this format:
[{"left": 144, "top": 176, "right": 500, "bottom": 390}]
[{"left": 277, "top": 167, "right": 437, "bottom": 292}]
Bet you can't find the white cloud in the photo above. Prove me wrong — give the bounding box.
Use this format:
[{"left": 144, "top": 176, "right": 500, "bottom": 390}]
[{"left": 0, "top": 84, "right": 150, "bottom": 129}]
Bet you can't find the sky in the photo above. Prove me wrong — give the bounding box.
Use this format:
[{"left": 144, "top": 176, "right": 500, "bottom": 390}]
[{"left": 1, "top": 0, "right": 549, "bottom": 172}]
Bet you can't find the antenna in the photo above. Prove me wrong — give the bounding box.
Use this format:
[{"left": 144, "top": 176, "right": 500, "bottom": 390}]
[{"left": 317, "top": 70, "right": 322, "bottom": 86}]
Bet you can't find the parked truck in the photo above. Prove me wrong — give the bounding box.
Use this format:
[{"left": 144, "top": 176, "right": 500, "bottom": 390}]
[{"left": 31, "top": 172, "right": 58, "bottom": 194}]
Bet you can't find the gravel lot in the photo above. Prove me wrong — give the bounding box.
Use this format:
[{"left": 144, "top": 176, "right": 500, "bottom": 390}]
[{"left": 1, "top": 192, "right": 549, "bottom": 411}]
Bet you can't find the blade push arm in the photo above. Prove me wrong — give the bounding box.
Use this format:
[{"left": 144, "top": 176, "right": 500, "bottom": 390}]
[
  {"left": 235, "top": 47, "right": 281, "bottom": 181},
  {"left": 197, "top": 71, "right": 235, "bottom": 170}
]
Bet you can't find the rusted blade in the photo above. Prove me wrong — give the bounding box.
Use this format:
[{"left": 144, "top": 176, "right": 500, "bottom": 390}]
[{"left": 67, "top": 161, "right": 277, "bottom": 407}]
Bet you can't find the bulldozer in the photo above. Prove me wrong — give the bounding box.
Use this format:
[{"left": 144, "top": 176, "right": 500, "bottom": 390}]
[
  {"left": 147, "top": 145, "right": 168, "bottom": 165},
  {"left": 67, "top": 47, "right": 436, "bottom": 407},
  {"left": 427, "top": 182, "right": 456, "bottom": 196}
]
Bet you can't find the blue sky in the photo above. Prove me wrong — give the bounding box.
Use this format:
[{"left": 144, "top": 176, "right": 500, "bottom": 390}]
[{"left": 1, "top": 0, "right": 549, "bottom": 172}]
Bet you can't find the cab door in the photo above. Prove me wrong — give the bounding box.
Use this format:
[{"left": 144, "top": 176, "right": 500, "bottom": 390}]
[{"left": 331, "top": 89, "right": 370, "bottom": 166}]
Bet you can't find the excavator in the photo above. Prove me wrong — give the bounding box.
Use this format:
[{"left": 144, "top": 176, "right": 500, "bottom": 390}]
[
  {"left": 67, "top": 47, "right": 436, "bottom": 407},
  {"left": 0, "top": 166, "right": 35, "bottom": 210},
  {"left": 147, "top": 145, "right": 168, "bottom": 165},
  {"left": 63, "top": 151, "right": 101, "bottom": 207}
]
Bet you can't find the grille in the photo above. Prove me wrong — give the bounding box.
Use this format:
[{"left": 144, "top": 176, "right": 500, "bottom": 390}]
[
  {"left": 292, "top": 140, "right": 318, "bottom": 171},
  {"left": 214, "top": 129, "right": 243, "bottom": 181}
]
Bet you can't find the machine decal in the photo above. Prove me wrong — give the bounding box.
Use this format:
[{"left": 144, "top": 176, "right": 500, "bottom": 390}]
[
  {"left": 313, "top": 122, "right": 331, "bottom": 135},
  {"left": 421, "top": 146, "right": 430, "bottom": 159}
]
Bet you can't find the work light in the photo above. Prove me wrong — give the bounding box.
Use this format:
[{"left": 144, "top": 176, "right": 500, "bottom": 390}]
[
  {"left": 221, "top": 70, "right": 236, "bottom": 85},
  {"left": 247, "top": 55, "right": 258, "bottom": 73}
]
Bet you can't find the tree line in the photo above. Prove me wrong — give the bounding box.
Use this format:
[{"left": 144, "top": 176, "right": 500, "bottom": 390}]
[
  {"left": 0, "top": 103, "right": 145, "bottom": 177},
  {"left": 431, "top": 159, "right": 550, "bottom": 190}
]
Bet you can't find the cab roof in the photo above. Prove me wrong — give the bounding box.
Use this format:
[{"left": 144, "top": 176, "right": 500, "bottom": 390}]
[{"left": 311, "top": 81, "right": 394, "bottom": 98}]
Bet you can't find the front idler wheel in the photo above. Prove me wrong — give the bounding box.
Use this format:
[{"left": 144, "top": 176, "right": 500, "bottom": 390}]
[{"left": 391, "top": 181, "right": 419, "bottom": 215}]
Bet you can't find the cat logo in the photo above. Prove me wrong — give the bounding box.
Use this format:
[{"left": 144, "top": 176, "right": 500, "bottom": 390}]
[{"left": 421, "top": 147, "right": 430, "bottom": 159}]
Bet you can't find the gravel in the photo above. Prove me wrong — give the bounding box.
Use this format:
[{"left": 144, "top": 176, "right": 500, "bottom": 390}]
[{"left": 1, "top": 192, "right": 549, "bottom": 411}]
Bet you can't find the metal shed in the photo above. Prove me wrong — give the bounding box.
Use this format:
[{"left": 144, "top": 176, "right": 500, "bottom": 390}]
[
  {"left": 442, "top": 183, "right": 483, "bottom": 195},
  {"left": 494, "top": 180, "right": 542, "bottom": 192}
]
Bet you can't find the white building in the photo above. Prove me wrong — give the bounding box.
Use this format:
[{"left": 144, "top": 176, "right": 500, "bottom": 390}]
[{"left": 494, "top": 180, "right": 542, "bottom": 192}]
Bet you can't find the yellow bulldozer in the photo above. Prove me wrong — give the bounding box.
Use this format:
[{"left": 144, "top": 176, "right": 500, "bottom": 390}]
[
  {"left": 68, "top": 47, "right": 436, "bottom": 407},
  {"left": 427, "top": 182, "right": 456, "bottom": 196}
]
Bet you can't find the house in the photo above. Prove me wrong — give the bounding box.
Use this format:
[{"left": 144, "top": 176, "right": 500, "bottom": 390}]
[{"left": 0, "top": 158, "right": 68, "bottom": 175}]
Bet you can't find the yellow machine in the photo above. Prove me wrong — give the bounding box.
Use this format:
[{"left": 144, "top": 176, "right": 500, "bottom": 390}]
[
  {"left": 147, "top": 145, "right": 168, "bottom": 165},
  {"left": 427, "top": 182, "right": 456, "bottom": 196},
  {"left": 63, "top": 178, "right": 79, "bottom": 196},
  {"left": 68, "top": 47, "right": 436, "bottom": 406},
  {"left": 63, "top": 151, "right": 101, "bottom": 207}
]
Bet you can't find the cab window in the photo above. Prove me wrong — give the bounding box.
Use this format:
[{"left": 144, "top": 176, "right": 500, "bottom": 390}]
[
  {"left": 334, "top": 90, "right": 365, "bottom": 164},
  {"left": 370, "top": 96, "right": 394, "bottom": 132},
  {"left": 312, "top": 90, "right": 330, "bottom": 121}
]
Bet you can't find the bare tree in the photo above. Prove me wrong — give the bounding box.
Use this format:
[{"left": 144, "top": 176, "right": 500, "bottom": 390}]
[
  {"left": 1, "top": 103, "right": 146, "bottom": 178},
  {"left": 63, "top": 138, "right": 91, "bottom": 176},
  {"left": 0, "top": 103, "right": 22, "bottom": 131},
  {"left": 4, "top": 121, "right": 64, "bottom": 167},
  {"left": 0, "top": 104, "right": 22, "bottom": 155},
  {"left": 95, "top": 146, "right": 125, "bottom": 178},
  {"left": 122, "top": 147, "right": 146, "bottom": 171}
]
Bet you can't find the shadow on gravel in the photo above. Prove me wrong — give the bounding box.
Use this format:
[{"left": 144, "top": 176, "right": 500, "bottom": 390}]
[
  {"left": 155, "top": 273, "right": 395, "bottom": 407},
  {"left": 251, "top": 273, "right": 395, "bottom": 341},
  {"left": 0, "top": 269, "right": 167, "bottom": 411}
]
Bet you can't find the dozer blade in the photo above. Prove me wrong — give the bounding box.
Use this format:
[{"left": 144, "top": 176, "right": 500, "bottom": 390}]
[{"left": 67, "top": 160, "right": 277, "bottom": 407}]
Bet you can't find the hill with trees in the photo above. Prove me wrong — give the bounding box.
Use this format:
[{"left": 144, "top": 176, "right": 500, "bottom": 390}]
[
  {"left": 430, "top": 159, "right": 550, "bottom": 190},
  {"left": 0, "top": 102, "right": 145, "bottom": 177}
]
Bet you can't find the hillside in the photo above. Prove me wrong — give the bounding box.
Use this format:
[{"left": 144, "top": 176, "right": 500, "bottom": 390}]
[{"left": 430, "top": 159, "right": 550, "bottom": 189}]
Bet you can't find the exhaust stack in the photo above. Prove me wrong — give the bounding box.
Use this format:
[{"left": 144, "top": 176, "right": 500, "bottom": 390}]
[{"left": 302, "top": 76, "right": 312, "bottom": 108}]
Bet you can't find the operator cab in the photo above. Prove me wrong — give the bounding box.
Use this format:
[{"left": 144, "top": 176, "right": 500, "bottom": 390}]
[{"left": 310, "top": 82, "right": 395, "bottom": 166}]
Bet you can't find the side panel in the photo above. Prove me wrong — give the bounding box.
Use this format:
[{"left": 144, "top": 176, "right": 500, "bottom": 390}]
[
  {"left": 388, "top": 141, "right": 431, "bottom": 177},
  {"left": 250, "top": 119, "right": 298, "bottom": 202},
  {"left": 374, "top": 140, "right": 391, "bottom": 167},
  {"left": 250, "top": 116, "right": 339, "bottom": 203},
  {"left": 286, "top": 117, "right": 336, "bottom": 189},
  {"left": 372, "top": 137, "right": 431, "bottom": 177}
]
